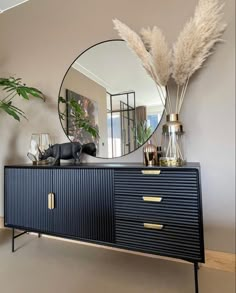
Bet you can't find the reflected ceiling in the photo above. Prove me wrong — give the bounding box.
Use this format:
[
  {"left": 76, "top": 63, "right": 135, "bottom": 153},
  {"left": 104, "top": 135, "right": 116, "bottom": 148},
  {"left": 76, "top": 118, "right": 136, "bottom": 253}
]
[
  {"left": 0, "top": 0, "right": 29, "bottom": 13},
  {"left": 73, "top": 41, "right": 163, "bottom": 110}
]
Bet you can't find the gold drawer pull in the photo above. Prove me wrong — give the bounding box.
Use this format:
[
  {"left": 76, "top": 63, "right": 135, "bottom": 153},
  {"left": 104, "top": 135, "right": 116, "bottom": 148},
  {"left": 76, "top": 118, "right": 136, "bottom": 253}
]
[
  {"left": 141, "top": 170, "right": 161, "bottom": 175},
  {"left": 144, "top": 223, "right": 164, "bottom": 230},
  {"left": 143, "top": 196, "right": 163, "bottom": 202},
  {"left": 48, "top": 192, "right": 55, "bottom": 210}
]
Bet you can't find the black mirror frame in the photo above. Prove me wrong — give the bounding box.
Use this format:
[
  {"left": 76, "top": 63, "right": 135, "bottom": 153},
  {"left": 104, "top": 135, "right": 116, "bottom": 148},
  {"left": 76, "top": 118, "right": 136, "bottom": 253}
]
[{"left": 57, "top": 39, "right": 165, "bottom": 159}]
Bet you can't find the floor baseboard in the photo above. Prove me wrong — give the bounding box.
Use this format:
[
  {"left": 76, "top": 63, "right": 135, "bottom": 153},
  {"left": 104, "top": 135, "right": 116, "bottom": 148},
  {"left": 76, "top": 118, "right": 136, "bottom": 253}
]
[
  {"left": 0, "top": 217, "right": 4, "bottom": 229},
  {"left": 204, "top": 250, "right": 236, "bottom": 273}
]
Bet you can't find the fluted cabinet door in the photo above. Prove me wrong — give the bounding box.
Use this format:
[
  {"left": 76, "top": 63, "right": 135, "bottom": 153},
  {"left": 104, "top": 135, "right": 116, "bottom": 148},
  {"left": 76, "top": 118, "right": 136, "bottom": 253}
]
[
  {"left": 5, "top": 168, "right": 53, "bottom": 232},
  {"left": 52, "top": 169, "right": 114, "bottom": 243}
]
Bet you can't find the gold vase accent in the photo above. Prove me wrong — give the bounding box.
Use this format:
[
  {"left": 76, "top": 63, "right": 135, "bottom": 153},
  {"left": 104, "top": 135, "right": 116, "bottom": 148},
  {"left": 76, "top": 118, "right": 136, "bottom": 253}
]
[{"left": 160, "top": 114, "right": 185, "bottom": 167}]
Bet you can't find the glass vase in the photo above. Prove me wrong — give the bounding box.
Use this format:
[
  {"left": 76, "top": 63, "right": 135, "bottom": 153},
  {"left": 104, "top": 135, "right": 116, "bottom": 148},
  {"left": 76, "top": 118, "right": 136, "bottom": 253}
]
[
  {"left": 160, "top": 114, "right": 185, "bottom": 167},
  {"left": 27, "top": 133, "right": 52, "bottom": 164}
]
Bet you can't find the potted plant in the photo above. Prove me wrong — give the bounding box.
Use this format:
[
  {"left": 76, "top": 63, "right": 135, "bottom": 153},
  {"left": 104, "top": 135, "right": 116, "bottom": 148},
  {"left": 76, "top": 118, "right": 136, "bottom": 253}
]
[{"left": 0, "top": 76, "right": 45, "bottom": 121}]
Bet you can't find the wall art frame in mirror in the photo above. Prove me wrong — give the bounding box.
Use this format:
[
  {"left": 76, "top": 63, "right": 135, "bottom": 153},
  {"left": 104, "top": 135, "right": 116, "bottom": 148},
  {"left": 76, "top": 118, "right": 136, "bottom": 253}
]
[{"left": 58, "top": 39, "right": 166, "bottom": 159}]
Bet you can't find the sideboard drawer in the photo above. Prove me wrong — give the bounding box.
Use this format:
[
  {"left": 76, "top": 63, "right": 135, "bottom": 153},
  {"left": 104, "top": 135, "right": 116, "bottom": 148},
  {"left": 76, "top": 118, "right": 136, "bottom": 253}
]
[
  {"left": 114, "top": 168, "right": 200, "bottom": 226},
  {"left": 116, "top": 219, "right": 202, "bottom": 262},
  {"left": 115, "top": 195, "right": 199, "bottom": 226},
  {"left": 114, "top": 169, "right": 200, "bottom": 196}
]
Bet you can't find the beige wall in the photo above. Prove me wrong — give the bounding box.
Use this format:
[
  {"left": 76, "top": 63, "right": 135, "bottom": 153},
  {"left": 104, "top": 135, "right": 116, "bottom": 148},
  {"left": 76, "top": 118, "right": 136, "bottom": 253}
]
[
  {"left": 0, "top": 0, "right": 235, "bottom": 253},
  {"left": 61, "top": 68, "right": 108, "bottom": 157}
]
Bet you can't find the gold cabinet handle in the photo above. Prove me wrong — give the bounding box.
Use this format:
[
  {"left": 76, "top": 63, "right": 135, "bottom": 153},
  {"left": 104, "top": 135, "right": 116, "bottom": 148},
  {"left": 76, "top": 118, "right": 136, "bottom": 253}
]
[
  {"left": 141, "top": 170, "right": 161, "bottom": 175},
  {"left": 143, "top": 196, "right": 163, "bottom": 202},
  {"left": 51, "top": 192, "right": 55, "bottom": 209},
  {"left": 48, "top": 193, "right": 51, "bottom": 210},
  {"left": 144, "top": 223, "right": 164, "bottom": 230},
  {"left": 48, "top": 192, "right": 55, "bottom": 210}
]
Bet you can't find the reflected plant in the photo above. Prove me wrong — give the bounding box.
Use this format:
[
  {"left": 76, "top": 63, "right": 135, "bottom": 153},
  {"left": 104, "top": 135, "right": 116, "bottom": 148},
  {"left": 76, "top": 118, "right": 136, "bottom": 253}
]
[
  {"left": 0, "top": 77, "right": 45, "bottom": 121},
  {"left": 59, "top": 96, "right": 99, "bottom": 139},
  {"left": 134, "top": 120, "right": 152, "bottom": 146}
]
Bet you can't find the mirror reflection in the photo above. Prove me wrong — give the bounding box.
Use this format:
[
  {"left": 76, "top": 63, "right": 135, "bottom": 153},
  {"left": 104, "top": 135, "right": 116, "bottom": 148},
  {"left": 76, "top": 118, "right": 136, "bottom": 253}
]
[{"left": 58, "top": 40, "right": 165, "bottom": 158}]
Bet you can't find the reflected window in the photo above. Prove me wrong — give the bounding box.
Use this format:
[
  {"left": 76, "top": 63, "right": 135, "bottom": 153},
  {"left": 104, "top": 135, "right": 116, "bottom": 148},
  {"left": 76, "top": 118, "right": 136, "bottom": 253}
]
[
  {"left": 147, "top": 114, "right": 158, "bottom": 132},
  {"left": 107, "top": 113, "right": 121, "bottom": 158}
]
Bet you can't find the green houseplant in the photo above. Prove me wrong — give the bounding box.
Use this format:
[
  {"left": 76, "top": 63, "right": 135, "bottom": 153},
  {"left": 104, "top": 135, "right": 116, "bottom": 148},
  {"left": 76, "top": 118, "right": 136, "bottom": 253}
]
[{"left": 0, "top": 77, "right": 45, "bottom": 121}]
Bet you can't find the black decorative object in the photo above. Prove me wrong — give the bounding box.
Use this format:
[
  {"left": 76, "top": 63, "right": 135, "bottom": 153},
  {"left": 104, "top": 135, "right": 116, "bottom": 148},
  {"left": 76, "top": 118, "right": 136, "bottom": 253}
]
[
  {"left": 39, "top": 142, "right": 82, "bottom": 165},
  {"left": 82, "top": 142, "right": 97, "bottom": 157},
  {"left": 38, "top": 142, "right": 96, "bottom": 165}
]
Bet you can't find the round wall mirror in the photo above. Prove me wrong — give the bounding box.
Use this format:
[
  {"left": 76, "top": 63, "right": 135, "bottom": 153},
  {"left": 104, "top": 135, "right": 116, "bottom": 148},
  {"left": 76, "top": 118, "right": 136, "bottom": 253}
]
[{"left": 58, "top": 40, "right": 165, "bottom": 158}]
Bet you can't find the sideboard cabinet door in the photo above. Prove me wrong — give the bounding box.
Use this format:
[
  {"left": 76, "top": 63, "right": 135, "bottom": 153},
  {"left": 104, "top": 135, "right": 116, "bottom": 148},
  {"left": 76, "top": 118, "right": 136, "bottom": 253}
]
[
  {"left": 5, "top": 168, "right": 53, "bottom": 232},
  {"left": 52, "top": 168, "right": 114, "bottom": 243}
]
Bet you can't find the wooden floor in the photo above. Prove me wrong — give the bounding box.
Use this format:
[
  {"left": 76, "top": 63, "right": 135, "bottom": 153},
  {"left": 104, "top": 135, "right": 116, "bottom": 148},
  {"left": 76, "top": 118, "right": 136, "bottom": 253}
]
[{"left": 204, "top": 250, "right": 235, "bottom": 273}]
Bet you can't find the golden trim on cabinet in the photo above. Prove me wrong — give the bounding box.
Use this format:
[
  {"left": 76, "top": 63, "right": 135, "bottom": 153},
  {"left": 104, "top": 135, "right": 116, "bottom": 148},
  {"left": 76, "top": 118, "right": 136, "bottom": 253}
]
[
  {"left": 141, "top": 170, "right": 161, "bottom": 175},
  {"left": 48, "top": 193, "right": 55, "bottom": 210},
  {"left": 143, "top": 196, "right": 163, "bottom": 202},
  {"left": 144, "top": 223, "right": 164, "bottom": 230},
  {"left": 51, "top": 193, "right": 55, "bottom": 209}
]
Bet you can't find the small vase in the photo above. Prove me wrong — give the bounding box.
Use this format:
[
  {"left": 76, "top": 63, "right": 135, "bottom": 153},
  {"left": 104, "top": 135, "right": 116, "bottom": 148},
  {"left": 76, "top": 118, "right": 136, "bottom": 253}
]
[
  {"left": 27, "top": 133, "right": 52, "bottom": 165},
  {"left": 160, "top": 114, "right": 185, "bottom": 167},
  {"left": 143, "top": 141, "right": 157, "bottom": 166}
]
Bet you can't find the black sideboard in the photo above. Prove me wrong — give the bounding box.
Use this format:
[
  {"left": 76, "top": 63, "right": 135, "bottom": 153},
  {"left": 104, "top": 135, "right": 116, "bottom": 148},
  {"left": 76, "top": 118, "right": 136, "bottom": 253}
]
[{"left": 4, "top": 163, "right": 204, "bottom": 293}]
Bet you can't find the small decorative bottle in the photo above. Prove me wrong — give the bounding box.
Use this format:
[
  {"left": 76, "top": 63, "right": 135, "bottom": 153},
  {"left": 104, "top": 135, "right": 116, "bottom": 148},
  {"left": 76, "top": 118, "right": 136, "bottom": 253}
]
[{"left": 156, "top": 146, "right": 162, "bottom": 166}]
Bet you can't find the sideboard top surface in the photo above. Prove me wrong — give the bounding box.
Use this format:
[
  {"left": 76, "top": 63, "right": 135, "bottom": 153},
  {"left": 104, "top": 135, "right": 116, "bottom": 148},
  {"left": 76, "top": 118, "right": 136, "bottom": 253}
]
[{"left": 4, "top": 162, "right": 200, "bottom": 169}]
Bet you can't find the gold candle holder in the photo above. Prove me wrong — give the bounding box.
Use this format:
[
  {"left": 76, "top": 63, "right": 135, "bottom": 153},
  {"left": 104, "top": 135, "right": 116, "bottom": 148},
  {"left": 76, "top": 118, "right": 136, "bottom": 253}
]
[{"left": 143, "top": 142, "right": 157, "bottom": 166}]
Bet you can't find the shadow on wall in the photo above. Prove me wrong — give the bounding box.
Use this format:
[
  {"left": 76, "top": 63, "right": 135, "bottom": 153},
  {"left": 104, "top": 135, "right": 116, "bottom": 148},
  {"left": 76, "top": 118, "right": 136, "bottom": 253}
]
[
  {"left": 2, "top": 93, "right": 58, "bottom": 165},
  {"left": 43, "top": 94, "right": 66, "bottom": 144},
  {"left": 4, "top": 127, "right": 24, "bottom": 165}
]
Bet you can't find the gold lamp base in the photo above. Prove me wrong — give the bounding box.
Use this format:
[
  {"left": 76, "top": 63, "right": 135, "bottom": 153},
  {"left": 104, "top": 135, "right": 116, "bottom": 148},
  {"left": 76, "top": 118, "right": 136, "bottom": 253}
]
[{"left": 159, "top": 157, "right": 186, "bottom": 167}]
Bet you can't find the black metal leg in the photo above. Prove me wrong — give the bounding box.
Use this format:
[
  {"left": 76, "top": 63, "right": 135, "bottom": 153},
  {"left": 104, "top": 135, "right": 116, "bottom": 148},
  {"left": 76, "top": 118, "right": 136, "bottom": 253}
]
[
  {"left": 38, "top": 233, "right": 41, "bottom": 238},
  {"left": 194, "top": 262, "right": 199, "bottom": 293},
  {"left": 12, "top": 228, "right": 15, "bottom": 253},
  {"left": 11, "top": 229, "right": 28, "bottom": 252}
]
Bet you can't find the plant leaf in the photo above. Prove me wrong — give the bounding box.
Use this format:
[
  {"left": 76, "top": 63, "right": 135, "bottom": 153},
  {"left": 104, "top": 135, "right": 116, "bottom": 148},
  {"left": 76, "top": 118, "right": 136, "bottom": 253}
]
[
  {"left": 16, "top": 87, "right": 29, "bottom": 99},
  {"left": 0, "top": 103, "right": 20, "bottom": 121}
]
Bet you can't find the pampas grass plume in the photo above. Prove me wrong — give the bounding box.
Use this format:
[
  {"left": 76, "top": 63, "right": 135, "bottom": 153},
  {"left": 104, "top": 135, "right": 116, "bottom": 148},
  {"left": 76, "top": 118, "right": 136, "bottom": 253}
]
[
  {"left": 113, "top": 0, "right": 226, "bottom": 114},
  {"left": 113, "top": 19, "right": 157, "bottom": 84},
  {"left": 172, "top": 0, "right": 227, "bottom": 86},
  {"left": 141, "top": 26, "right": 172, "bottom": 86}
]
